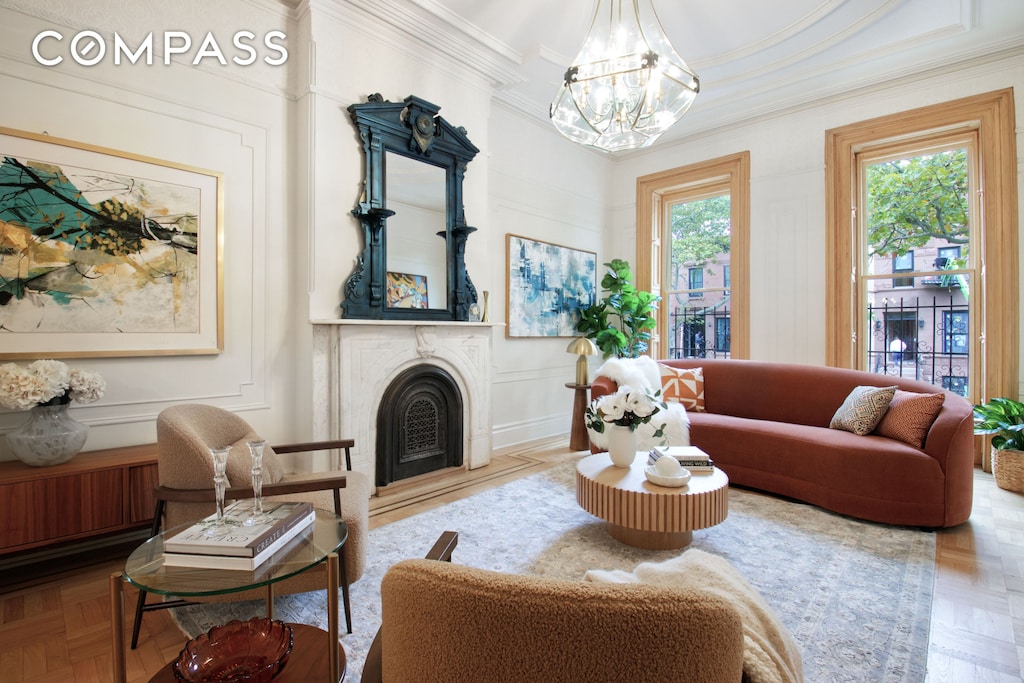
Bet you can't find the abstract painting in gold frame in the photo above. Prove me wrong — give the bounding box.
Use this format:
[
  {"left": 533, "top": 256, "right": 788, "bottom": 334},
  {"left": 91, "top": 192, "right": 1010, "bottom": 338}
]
[{"left": 0, "top": 127, "right": 223, "bottom": 358}]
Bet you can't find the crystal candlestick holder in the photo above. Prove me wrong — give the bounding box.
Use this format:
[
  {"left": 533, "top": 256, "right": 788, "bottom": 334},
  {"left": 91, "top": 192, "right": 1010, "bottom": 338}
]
[
  {"left": 243, "top": 439, "right": 270, "bottom": 526},
  {"left": 205, "top": 446, "right": 233, "bottom": 536}
]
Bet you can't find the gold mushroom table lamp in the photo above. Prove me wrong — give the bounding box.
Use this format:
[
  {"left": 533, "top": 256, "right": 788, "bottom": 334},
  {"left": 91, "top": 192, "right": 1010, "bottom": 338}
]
[
  {"left": 567, "top": 337, "right": 599, "bottom": 385},
  {"left": 566, "top": 337, "right": 599, "bottom": 451}
]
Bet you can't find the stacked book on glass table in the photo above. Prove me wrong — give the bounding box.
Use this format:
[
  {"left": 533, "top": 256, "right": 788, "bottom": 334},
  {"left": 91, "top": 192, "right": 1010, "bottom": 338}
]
[
  {"left": 163, "top": 501, "right": 315, "bottom": 570},
  {"left": 647, "top": 446, "right": 715, "bottom": 473}
]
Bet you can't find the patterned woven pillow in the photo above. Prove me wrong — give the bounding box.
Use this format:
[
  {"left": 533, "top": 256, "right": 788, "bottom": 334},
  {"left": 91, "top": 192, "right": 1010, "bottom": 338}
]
[
  {"left": 829, "top": 385, "right": 897, "bottom": 435},
  {"left": 873, "top": 389, "right": 945, "bottom": 448},
  {"left": 658, "top": 364, "right": 705, "bottom": 412}
]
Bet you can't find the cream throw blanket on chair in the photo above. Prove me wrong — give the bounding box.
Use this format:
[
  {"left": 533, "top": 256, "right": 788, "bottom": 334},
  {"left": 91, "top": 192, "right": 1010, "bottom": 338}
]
[
  {"left": 585, "top": 549, "right": 804, "bottom": 683},
  {"left": 588, "top": 356, "right": 690, "bottom": 451}
]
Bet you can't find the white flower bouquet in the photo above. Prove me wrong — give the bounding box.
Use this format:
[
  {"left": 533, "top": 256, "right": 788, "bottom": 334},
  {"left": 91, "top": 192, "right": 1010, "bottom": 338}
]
[
  {"left": 0, "top": 360, "right": 106, "bottom": 411},
  {"left": 585, "top": 384, "right": 667, "bottom": 434}
]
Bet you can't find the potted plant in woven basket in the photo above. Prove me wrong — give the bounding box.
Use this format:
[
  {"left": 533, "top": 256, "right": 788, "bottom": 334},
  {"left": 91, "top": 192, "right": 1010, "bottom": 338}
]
[{"left": 974, "top": 397, "right": 1024, "bottom": 493}]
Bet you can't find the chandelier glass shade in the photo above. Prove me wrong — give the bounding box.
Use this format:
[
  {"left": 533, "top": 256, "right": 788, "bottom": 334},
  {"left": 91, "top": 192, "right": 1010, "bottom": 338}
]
[{"left": 550, "top": 0, "right": 700, "bottom": 152}]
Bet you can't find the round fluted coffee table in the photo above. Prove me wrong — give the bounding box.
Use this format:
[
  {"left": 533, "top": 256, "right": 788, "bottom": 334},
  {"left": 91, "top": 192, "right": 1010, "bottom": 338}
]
[{"left": 576, "top": 452, "right": 729, "bottom": 549}]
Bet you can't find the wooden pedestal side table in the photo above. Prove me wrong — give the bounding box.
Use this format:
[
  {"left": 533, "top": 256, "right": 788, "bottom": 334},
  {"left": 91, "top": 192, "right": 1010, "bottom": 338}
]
[
  {"left": 576, "top": 452, "right": 729, "bottom": 550},
  {"left": 110, "top": 510, "right": 348, "bottom": 683},
  {"left": 566, "top": 383, "right": 592, "bottom": 451}
]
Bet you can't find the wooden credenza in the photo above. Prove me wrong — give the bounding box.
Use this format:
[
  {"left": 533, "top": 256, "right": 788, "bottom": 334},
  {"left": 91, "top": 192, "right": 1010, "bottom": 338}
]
[{"left": 0, "top": 444, "right": 158, "bottom": 555}]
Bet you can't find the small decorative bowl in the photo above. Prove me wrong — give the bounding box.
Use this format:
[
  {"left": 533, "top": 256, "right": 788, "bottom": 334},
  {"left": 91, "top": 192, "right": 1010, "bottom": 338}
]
[
  {"left": 645, "top": 465, "right": 692, "bottom": 488},
  {"left": 174, "top": 617, "right": 294, "bottom": 683}
]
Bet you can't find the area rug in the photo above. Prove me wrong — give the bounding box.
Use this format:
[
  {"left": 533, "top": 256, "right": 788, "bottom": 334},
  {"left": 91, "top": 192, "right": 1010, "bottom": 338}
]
[{"left": 173, "top": 461, "right": 935, "bottom": 682}]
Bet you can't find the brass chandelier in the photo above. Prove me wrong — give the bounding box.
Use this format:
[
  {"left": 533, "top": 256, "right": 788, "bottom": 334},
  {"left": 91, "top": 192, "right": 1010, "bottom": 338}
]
[{"left": 550, "top": 0, "right": 700, "bottom": 152}]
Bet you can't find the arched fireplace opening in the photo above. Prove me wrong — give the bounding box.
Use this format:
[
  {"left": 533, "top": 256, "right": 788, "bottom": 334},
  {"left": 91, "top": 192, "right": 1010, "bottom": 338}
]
[{"left": 376, "top": 364, "right": 463, "bottom": 486}]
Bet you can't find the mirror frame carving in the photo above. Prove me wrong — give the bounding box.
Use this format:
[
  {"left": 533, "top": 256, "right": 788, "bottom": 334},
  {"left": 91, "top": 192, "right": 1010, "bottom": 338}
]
[{"left": 343, "top": 94, "right": 480, "bottom": 321}]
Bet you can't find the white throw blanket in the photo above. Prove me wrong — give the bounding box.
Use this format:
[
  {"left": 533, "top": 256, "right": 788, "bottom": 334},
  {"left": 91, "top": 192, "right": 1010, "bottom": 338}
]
[
  {"left": 588, "top": 356, "right": 690, "bottom": 450},
  {"left": 585, "top": 549, "right": 804, "bottom": 683}
]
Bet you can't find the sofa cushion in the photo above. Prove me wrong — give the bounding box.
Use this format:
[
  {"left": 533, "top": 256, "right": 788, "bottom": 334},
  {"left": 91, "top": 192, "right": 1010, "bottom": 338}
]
[
  {"left": 829, "top": 385, "right": 897, "bottom": 436},
  {"left": 659, "top": 363, "right": 705, "bottom": 411},
  {"left": 873, "top": 389, "right": 945, "bottom": 448}
]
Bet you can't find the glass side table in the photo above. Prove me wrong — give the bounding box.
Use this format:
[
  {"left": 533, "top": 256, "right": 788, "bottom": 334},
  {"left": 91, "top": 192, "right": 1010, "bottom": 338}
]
[{"left": 110, "top": 509, "right": 348, "bottom": 683}]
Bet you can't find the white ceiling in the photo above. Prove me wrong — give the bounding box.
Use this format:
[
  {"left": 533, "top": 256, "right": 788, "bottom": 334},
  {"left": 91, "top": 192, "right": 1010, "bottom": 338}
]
[{"left": 345, "top": 0, "right": 1024, "bottom": 150}]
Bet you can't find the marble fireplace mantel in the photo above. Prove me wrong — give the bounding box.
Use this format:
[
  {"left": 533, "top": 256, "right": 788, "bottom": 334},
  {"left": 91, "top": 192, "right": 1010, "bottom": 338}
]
[{"left": 311, "top": 319, "right": 499, "bottom": 492}]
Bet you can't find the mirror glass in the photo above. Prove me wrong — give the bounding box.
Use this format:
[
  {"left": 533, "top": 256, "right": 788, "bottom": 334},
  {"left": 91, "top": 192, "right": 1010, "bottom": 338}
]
[{"left": 385, "top": 153, "right": 448, "bottom": 310}]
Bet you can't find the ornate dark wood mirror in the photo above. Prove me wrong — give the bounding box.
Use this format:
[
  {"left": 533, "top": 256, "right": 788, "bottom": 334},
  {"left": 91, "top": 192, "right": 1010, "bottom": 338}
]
[{"left": 343, "top": 94, "right": 480, "bottom": 321}]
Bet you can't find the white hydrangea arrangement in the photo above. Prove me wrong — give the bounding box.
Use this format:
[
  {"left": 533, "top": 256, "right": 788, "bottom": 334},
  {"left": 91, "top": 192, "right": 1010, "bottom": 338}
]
[
  {"left": 585, "top": 384, "right": 667, "bottom": 434},
  {"left": 0, "top": 360, "right": 106, "bottom": 411}
]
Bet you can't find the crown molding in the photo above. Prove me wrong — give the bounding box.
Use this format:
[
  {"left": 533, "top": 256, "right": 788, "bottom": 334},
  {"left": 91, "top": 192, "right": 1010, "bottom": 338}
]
[{"left": 340, "top": 0, "right": 524, "bottom": 89}]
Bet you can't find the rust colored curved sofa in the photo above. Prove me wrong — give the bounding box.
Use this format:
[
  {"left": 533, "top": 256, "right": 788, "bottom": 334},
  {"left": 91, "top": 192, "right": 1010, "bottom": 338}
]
[{"left": 591, "top": 358, "right": 975, "bottom": 528}]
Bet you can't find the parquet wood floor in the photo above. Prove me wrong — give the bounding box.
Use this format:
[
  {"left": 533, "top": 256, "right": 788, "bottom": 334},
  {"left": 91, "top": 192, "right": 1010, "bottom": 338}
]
[{"left": 0, "top": 438, "right": 1020, "bottom": 682}]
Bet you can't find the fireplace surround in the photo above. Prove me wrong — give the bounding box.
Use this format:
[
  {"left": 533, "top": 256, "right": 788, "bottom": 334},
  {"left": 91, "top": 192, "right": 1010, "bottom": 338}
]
[{"left": 311, "top": 320, "right": 496, "bottom": 492}]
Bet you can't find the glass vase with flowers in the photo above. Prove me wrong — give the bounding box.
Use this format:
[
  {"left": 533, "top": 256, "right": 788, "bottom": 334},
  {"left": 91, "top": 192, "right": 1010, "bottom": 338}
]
[{"left": 0, "top": 360, "right": 106, "bottom": 467}]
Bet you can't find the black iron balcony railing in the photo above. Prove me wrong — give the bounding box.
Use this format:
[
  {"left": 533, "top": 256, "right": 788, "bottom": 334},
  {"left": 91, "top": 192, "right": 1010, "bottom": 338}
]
[{"left": 667, "top": 295, "right": 970, "bottom": 397}]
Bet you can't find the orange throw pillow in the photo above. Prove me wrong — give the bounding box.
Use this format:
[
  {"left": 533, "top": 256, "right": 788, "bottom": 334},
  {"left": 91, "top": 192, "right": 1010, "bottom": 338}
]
[
  {"left": 873, "top": 389, "right": 945, "bottom": 448},
  {"left": 658, "top": 364, "right": 705, "bottom": 412}
]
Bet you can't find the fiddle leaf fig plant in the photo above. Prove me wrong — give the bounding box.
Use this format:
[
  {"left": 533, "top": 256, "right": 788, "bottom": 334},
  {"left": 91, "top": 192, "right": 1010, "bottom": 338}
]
[
  {"left": 576, "top": 259, "right": 660, "bottom": 359},
  {"left": 974, "top": 397, "right": 1024, "bottom": 451}
]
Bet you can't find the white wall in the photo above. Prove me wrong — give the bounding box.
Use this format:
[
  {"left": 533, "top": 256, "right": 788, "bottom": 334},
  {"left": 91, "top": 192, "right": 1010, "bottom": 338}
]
[
  {"left": 608, "top": 53, "right": 1024, "bottom": 380},
  {"left": 298, "top": 3, "right": 608, "bottom": 450},
  {"left": 0, "top": 0, "right": 602, "bottom": 462},
  {"left": 0, "top": 0, "right": 301, "bottom": 458},
  {"left": 486, "top": 105, "right": 610, "bottom": 447}
]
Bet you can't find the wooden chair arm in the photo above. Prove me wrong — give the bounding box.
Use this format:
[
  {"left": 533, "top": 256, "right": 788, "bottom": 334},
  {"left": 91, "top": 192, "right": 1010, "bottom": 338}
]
[
  {"left": 271, "top": 439, "right": 354, "bottom": 454},
  {"left": 425, "top": 530, "right": 459, "bottom": 562},
  {"left": 153, "top": 476, "right": 349, "bottom": 504},
  {"left": 271, "top": 439, "right": 354, "bottom": 470},
  {"left": 362, "top": 532, "right": 459, "bottom": 683},
  {"left": 150, "top": 475, "right": 349, "bottom": 536}
]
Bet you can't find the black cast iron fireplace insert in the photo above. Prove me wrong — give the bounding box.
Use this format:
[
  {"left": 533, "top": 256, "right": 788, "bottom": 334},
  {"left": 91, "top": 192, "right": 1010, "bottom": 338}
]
[{"left": 376, "top": 364, "right": 463, "bottom": 486}]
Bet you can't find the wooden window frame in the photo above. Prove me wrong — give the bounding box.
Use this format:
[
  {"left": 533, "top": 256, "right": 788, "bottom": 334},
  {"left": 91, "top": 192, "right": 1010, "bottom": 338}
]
[
  {"left": 636, "top": 152, "right": 751, "bottom": 359},
  {"left": 825, "top": 89, "right": 1018, "bottom": 466}
]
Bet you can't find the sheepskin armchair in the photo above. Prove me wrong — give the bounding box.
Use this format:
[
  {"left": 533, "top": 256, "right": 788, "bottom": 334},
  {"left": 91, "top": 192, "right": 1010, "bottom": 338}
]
[{"left": 363, "top": 533, "right": 745, "bottom": 683}]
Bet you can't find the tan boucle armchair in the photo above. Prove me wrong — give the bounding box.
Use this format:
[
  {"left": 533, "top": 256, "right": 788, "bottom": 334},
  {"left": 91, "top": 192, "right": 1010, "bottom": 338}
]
[
  {"left": 362, "top": 532, "right": 745, "bottom": 683},
  {"left": 130, "top": 404, "right": 369, "bottom": 648}
]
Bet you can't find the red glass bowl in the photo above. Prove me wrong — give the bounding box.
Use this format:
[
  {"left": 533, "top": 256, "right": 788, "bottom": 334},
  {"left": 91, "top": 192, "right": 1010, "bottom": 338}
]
[{"left": 174, "top": 617, "right": 294, "bottom": 683}]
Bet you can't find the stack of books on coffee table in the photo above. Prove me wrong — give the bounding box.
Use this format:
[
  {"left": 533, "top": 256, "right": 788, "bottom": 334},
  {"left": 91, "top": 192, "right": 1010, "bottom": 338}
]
[
  {"left": 163, "top": 500, "right": 315, "bottom": 570},
  {"left": 648, "top": 446, "right": 715, "bottom": 473}
]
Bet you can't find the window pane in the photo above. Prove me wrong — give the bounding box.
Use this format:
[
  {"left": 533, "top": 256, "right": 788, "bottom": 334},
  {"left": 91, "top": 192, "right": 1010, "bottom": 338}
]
[
  {"left": 664, "top": 193, "right": 731, "bottom": 359},
  {"left": 865, "top": 275, "right": 972, "bottom": 392},
  {"left": 861, "top": 145, "right": 975, "bottom": 395},
  {"left": 865, "top": 149, "right": 970, "bottom": 264},
  {"left": 688, "top": 267, "right": 703, "bottom": 296}
]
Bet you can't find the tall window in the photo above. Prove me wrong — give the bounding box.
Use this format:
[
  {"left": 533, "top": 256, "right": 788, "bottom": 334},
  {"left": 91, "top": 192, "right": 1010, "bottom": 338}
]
[
  {"left": 636, "top": 152, "right": 750, "bottom": 359},
  {"left": 860, "top": 140, "right": 977, "bottom": 392},
  {"left": 826, "top": 90, "right": 1018, "bottom": 464},
  {"left": 662, "top": 194, "right": 730, "bottom": 356}
]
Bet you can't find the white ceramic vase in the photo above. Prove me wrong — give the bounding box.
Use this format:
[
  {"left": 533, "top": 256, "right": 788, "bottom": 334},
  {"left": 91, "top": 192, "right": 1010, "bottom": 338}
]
[
  {"left": 606, "top": 426, "right": 639, "bottom": 467},
  {"left": 6, "top": 403, "right": 88, "bottom": 467}
]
